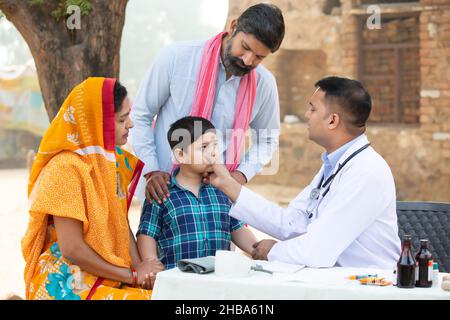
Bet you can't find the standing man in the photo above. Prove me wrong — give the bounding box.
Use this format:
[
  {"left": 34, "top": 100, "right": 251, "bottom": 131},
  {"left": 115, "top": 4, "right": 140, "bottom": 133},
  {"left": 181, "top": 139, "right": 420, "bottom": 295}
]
[
  {"left": 131, "top": 3, "right": 285, "bottom": 203},
  {"left": 208, "top": 76, "right": 401, "bottom": 269}
]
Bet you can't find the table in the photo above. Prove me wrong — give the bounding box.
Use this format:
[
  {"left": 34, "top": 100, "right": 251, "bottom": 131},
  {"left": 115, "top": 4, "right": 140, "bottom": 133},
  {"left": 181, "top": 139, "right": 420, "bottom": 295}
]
[{"left": 152, "top": 266, "right": 450, "bottom": 300}]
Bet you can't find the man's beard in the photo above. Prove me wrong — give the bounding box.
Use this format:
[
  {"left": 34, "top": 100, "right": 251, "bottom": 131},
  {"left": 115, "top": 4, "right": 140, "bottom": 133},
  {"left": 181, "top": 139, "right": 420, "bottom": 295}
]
[{"left": 223, "top": 41, "right": 254, "bottom": 77}]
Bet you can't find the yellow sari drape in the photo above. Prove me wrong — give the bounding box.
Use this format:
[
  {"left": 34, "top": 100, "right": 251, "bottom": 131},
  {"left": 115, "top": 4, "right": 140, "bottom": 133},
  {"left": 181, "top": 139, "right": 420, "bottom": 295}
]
[{"left": 21, "top": 77, "right": 150, "bottom": 300}]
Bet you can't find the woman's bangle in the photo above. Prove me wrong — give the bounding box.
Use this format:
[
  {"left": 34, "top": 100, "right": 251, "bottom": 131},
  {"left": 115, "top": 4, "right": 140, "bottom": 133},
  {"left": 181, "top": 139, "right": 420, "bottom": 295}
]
[{"left": 130, "top": 267, "right": 138, "bottom": 287}]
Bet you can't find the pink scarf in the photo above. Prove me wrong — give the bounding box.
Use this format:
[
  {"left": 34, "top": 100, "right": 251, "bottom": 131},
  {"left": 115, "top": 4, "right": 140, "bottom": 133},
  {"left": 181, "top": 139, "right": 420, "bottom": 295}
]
[{"left": 190, "top": 31, "right": 257, "bottom": 171}]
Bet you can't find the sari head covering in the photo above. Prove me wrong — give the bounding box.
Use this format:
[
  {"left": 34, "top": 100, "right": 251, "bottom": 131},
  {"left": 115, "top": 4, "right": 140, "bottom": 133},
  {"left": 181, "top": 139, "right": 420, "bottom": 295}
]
[{"left": 22, "top": 77, "right": 143, "bottom": 298}]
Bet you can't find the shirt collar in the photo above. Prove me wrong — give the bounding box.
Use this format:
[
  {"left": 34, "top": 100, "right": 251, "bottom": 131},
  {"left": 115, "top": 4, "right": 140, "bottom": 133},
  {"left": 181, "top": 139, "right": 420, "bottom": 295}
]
[
  {"left": 169, "top": 166, "right": 208, "bottom": 192},
  {"left": 219, "top": 55, "right": 225, "bottom": 69},
  {"left": 321, "top": 134, "right": 366, "bottom": 172},
  {"left": 169, "top": 166, "right": 182, "bottom": 189}
]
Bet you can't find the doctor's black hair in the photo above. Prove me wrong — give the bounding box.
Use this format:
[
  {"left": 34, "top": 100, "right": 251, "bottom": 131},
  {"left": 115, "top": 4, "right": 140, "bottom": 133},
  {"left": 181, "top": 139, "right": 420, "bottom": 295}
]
[
  {"left": 234, "top": 3, "right": 285, "bottom": 53},
  {"left": 315, "top": 76, "right": 372, "bottom": 129},
  {"left": 113, "top": 80, "right": 128, "bottom": 113},
  {"left": 167, "top": 116, "right": 216, "bottom": 151}
]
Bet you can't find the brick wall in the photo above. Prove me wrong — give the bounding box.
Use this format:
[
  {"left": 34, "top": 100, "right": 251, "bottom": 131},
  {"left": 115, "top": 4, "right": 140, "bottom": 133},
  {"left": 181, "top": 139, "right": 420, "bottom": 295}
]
[
  {"left": 262, "top": 49, "right": 327, "bottom": 120},
  {"left": 360, "top": 15, "right": 421, "bottom": 123},
  {"left": 418, "top": 0, "right": 450, "bottom": 191}
]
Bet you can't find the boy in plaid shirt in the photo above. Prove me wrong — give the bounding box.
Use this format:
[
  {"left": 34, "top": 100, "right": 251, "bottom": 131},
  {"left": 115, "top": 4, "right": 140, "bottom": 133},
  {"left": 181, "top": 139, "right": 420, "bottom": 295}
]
[{"left": 137, "top": 116, "right": 257, "bottom": 269}]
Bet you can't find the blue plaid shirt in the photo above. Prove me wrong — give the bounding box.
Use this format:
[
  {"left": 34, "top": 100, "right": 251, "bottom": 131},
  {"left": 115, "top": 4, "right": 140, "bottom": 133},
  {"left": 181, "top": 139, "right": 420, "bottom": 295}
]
[{"left": 137, "top": 169, "right": 244, "bottom": 269}]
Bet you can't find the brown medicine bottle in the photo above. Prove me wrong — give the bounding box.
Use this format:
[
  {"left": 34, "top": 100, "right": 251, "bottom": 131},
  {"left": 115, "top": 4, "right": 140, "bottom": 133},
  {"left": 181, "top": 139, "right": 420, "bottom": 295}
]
[
  {"left": 397, "top": 235, "right": 416, "bottom": 288},
  {"left": 415, "top": 239, "right": 433, "bottom": 288}
]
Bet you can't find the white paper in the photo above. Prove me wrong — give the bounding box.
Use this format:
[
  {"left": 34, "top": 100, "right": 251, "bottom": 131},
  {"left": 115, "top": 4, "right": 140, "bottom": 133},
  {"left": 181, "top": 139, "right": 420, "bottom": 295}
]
[{"left": 254, "top": 260, "right": 305, "bottom": 273}]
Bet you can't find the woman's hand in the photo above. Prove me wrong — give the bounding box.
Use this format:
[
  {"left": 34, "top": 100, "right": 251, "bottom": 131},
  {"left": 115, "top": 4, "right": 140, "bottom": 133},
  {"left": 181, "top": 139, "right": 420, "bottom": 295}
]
[
  {"left": 53, "top": 216, "right": 157, "bottom": 286},
  {"left": 135, "top": 258, "right": 165, "bottom": 289}
]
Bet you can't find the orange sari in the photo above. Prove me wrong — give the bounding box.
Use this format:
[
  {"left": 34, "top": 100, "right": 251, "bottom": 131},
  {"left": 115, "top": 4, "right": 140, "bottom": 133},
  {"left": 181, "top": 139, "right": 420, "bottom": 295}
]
[{"left": 21, "top": 77, "right": 150, "bottom": 300}]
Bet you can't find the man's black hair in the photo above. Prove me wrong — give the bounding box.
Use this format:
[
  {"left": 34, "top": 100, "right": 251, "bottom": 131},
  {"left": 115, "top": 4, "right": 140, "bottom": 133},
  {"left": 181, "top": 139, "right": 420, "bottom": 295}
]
[
  {"left": 315, "top": 76, "right": 372, "bottom": 129},
  {"left": 235, "top": 3, "right": 285, "bottom": 52}
]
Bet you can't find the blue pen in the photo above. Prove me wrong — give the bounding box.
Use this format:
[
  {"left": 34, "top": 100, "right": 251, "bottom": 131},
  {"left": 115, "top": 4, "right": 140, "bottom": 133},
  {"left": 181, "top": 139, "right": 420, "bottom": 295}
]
[{"left": 347, "top": 274, "right": 378, "bottom": 280}]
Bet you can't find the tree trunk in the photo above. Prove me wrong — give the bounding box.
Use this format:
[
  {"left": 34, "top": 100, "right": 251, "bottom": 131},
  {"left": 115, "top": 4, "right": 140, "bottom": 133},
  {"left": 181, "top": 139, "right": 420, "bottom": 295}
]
[{"left": 0, "top": 0, "right": 129, "bottom": 120}]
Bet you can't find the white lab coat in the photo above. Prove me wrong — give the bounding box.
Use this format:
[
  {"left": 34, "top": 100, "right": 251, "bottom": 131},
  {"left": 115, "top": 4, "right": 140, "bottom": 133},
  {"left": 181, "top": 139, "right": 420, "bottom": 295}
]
[{"left": 230, "top": 135, "right": 401, "bottom": 269}]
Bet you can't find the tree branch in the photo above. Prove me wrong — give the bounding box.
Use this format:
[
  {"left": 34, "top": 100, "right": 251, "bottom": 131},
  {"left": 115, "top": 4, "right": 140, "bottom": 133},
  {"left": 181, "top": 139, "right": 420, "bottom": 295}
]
[{"left": 0, "top": 0, "right": 29, "bottom": 13}]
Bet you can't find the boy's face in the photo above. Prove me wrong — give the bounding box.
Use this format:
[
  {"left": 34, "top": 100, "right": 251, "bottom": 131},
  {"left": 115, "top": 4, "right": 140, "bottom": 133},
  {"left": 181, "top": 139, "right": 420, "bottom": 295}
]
[{"left": 174, "top": 131, "right": 219, "bottom": 174}]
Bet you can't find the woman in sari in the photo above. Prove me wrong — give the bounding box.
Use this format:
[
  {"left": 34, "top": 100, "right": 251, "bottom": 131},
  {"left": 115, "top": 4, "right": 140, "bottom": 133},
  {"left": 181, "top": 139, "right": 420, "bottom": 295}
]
[{"left": 21, "top": 77, "right": 164, "bottom": 300}]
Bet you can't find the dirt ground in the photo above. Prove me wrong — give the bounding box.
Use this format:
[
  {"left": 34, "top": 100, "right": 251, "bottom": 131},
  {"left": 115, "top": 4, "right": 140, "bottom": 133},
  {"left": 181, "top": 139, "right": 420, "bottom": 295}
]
[{"left": 0, "top": 169, "right": 301, "bottom": 299}]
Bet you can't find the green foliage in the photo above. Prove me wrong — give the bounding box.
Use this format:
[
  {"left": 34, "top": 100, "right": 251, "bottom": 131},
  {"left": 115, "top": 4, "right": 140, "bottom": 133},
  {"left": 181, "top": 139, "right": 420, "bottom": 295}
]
[
  {"left": 28, "top": 0, "right": 46, "bottom": 5},
  {"left": 51, "top": 0, "right": 92, "bottom": 21},
  {"left": 28, "top": 0, "right": 92, "bottom": 21}
]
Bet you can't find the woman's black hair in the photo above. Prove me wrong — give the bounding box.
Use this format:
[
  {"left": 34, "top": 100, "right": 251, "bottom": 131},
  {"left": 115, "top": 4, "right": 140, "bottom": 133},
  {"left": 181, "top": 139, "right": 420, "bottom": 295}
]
[{"left": 113, "top": 80, "right": 128, "bottom": 112}]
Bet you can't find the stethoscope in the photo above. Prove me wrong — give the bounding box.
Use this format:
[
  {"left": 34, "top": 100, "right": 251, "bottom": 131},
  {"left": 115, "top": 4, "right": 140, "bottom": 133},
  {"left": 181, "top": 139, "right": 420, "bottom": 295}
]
[{"left": 305, "top": 143, "right": 371, "bottom": 219}]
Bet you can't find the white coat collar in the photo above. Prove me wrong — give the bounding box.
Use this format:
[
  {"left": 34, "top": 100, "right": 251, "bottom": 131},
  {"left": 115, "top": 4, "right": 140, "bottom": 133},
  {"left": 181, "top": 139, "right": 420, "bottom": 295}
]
[{"left": 335, "top": 134, "right": 370, "bottom": 168}]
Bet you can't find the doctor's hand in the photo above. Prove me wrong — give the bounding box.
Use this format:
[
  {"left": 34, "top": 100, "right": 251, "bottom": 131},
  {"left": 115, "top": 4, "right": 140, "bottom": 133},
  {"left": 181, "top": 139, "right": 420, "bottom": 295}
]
[
  {"left": 204, "top": 164, "right": 242, "bottom": 202},
  {"left": 203, "top": 168, "right": 247, "bottom": 186},
  {"left": 251, "top": 239, "right": 278, "bottom": 261},
  {"left": 203, "top": 164, "right": 232, "bottom": 189}
]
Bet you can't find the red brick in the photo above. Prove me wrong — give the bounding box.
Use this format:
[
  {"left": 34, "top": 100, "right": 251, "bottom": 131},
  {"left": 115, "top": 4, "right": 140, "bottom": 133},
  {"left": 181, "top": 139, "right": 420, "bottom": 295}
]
[
  {"left": 421, "top": 40, "right": 439, "bottom": 48},
  {"left": 420, "top": 106, "right": 437, "bottom": 115}
]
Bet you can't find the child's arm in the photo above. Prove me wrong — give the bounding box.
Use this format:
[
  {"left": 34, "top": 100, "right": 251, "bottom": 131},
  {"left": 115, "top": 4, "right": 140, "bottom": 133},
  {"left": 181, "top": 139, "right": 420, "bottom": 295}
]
[
  {"left": 136, "top": 199, "right": 163, "bottom": 263},
  {"left": 231, "top": 226, "right": 258, "bottom": 255},
  {"left": 137, "top": 234, "right": 159, "bottom": 261}
]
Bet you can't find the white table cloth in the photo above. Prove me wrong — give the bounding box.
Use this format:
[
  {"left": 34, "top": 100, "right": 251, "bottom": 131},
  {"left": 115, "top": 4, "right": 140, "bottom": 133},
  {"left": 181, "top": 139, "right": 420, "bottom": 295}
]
[{"left": 152, "top": 266, "right": 450, "bottom": 300}]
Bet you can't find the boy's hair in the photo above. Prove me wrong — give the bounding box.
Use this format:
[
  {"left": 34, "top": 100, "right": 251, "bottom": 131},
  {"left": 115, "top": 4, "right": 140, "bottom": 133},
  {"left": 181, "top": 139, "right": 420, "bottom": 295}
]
[
  {"left": 167, "top": 116, "right": 216, "bottom": 151},
  {"left": 315, "top": 76, "right": 372, "bottom": 130},
  {"left": 236, "top": 3, "right": 285, "bottom": 53}
]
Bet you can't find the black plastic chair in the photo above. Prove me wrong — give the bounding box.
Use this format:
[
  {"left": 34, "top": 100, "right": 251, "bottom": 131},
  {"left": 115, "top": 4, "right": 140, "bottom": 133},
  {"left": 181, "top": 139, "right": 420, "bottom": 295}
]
[{"left": 397, "top": 201, "right": 450, "bottom": 273}]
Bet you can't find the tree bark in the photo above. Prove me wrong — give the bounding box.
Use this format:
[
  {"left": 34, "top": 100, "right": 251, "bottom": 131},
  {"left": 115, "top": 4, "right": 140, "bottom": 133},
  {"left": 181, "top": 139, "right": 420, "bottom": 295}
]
[{"left": 0, "top": 0, "right": 129, "bottom": 120}]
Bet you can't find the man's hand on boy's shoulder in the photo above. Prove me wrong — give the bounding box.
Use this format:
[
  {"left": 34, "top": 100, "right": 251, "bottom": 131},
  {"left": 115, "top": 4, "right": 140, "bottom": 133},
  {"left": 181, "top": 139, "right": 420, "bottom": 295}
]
[{"left": 145, "top": 171, "right": 171, "bottom": 204}]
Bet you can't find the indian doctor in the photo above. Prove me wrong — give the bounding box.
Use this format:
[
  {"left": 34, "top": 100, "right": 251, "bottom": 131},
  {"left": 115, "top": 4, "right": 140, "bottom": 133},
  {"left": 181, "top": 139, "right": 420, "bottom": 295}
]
[{"left": 206, "top": 76, "right": 401, "bottom": 269}]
